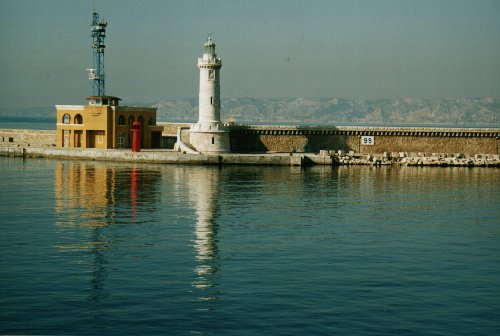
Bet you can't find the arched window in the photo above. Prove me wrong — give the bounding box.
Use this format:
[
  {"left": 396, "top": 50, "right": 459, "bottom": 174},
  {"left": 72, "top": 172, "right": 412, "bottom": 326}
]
[
  {"left": 62, "top": 114, "right": 71, "bottom": 124},
  {"left": 74, "top": 114, "right": 83, "bottom": 124},
  {"left": 148, "top": 117, "right": 154, "bottom": 125},
  {"left": 138, "top": 116, "right": 144, "bottom": 129},
  {"left": 128, "top": 116, "right": 135, "bottom": 126},
  {"left": 118, "top": 115, "right": 126, "bottom": 125}
]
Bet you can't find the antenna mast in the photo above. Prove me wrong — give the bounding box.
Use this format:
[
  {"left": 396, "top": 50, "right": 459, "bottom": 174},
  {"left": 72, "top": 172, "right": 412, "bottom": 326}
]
[{"left": 88, "top": 10, "right": 107, "bottom": 96}]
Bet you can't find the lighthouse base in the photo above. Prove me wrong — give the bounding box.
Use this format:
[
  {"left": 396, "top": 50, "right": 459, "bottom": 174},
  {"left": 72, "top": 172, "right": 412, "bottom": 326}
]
[{"left": 189, "top": 124, "right": 230, "bottom": 153}]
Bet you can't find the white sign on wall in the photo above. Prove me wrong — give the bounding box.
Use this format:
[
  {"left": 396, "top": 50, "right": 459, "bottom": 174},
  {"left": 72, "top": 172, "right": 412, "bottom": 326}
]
[{"left": 361, "top": 136, "right": 375, "bottom": 145}]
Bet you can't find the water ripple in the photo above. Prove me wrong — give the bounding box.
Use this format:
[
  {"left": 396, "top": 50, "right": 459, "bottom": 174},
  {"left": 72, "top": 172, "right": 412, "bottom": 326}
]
[{"left": 1, "top": 159, "right": 499, "bottom": 335}]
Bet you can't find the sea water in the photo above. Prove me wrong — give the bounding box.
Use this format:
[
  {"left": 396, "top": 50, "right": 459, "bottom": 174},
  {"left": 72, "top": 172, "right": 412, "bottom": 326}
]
[
  {"left": 1, "top": 157, "right": 499, "bottom": 335},
  {"left": 0, "top": 116, "right": 55, "bottom": 130}
]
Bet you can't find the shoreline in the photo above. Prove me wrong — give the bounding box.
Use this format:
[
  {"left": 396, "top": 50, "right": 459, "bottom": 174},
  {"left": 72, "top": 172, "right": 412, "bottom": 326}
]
[{"left": 1, "top": 146, "right": 499, "bottom": 167}]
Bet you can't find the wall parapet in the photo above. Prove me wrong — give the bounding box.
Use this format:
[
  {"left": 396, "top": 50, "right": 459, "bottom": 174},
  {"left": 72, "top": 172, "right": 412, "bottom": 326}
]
[
  {"left": 229, "top": 125, "right": 500, "bottom": 138},
  {"left": 0, "top": 129, "right": 57, "bottom": 147}
]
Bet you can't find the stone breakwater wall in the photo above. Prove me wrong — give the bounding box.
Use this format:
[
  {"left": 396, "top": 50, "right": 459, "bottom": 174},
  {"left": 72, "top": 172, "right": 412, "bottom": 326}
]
[
  {"left": 229, "top": 125, "right": 500, "bottom": 155},
  {"left": 2, "top": 125, "right": 499, "bottom": 155},
  {"left": 0, "top": 129, "right": 56, "bottom": 147}
]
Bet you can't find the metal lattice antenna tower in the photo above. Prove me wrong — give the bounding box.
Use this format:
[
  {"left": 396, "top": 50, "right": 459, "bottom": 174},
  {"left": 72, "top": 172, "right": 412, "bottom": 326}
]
[{"left": 87, "top": 11, "right": 107, "bottom": 96}]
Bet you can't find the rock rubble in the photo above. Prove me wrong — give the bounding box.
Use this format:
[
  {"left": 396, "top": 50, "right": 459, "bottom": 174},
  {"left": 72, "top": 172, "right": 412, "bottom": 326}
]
[{"left": 329, "top": 150, "right": 500, "bottom": 167}]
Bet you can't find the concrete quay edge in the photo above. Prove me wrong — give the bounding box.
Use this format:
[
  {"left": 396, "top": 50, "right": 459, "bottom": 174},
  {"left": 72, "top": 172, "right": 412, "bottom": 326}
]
[
  {"left": 0, "top": 146, "right": 301, "bottom": 166},
  {"left": 1, "top": 146, "right": 499, "bottom": 167}
]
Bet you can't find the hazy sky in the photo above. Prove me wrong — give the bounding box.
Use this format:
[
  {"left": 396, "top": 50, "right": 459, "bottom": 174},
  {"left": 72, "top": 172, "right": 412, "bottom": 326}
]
[{"left": 1, "top": 0, "right": 499, "bottom": 110}]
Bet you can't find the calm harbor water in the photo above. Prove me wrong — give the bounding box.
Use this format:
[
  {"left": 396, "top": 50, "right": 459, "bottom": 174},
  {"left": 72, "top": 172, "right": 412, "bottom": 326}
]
[
  {"left": 1, "top": 157, "right": 499, "bottom": 335},
  {"left": 0, "top": 116, "right": 55, "bottom": 130}
]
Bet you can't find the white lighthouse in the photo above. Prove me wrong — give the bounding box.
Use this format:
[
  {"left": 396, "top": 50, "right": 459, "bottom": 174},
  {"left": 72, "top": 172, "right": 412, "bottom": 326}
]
[{"left": 189, "top": 37, "right": 230, "bottom": 153}]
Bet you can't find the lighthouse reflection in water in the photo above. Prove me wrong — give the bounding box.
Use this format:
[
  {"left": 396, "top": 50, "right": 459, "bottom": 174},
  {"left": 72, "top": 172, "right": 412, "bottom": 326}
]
[{"left": 187, "top": 168, "right": 220, "bottom": 301}]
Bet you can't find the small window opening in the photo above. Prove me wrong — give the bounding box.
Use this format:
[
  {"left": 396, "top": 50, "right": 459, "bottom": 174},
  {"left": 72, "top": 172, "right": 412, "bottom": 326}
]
[
  {"left": 74, "top": 114, "right": 83, "bottom": 124},
  {"left": 62, "top": 114, "right": 71, "bottom": 124},
  {"left": 210, "top": 97, "right": 213, "bottom": 105},
  {"left": 212, "top": 137, "right": 215, "bottom": 145},
  {"left": 118, "top": 115, "right": 126, "bottom": 125}
]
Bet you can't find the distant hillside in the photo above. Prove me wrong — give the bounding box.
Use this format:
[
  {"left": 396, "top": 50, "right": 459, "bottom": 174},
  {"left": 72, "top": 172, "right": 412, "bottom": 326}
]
[
  {"left": 2, "top": 97, "right": 498, "bottom": 127},
  {"left": 154, "top": 97, "right": 500, "bottom": 126},
  {"left": 0, "top": 107, "right": 55, "bottom": 120}
]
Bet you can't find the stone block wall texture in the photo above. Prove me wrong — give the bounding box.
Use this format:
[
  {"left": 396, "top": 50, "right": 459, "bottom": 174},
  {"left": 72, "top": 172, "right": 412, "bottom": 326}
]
[
  {"left": 0, "top": 129, "right": 57, "bottom": 147},
  {"left": 351, "top": 136, "right": 497, "bottom": 155},
  {"left": 229, "top": 125, "right": 500, "bottom": 155},
  {"left": 158, "top": 122, "right": 189, "bottom": 136}
]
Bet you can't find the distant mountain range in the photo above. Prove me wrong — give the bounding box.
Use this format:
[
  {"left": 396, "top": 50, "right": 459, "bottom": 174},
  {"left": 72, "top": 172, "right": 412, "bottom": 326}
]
[
  {"left": 153, "top": 97, "right": 500, "bottom": 126},
  {"left": 2, "top": 97, "right": 499, "bottom": 127}
]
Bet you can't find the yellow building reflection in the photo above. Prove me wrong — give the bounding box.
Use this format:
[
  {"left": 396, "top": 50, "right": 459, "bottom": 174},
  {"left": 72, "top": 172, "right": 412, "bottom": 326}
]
[
  {"left": 55, "top": 161, "right": 117, "bottom": 228},
  {"left": 54, "top": 161, "right": 160, "bottom": 302},
  {"left": 54, "top": 161, "right": 160, "bottom": 229}
]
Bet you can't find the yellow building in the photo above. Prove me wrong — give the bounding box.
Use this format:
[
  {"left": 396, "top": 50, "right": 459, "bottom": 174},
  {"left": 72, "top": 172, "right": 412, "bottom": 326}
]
[{"left": 56, "top": 96, "right": 163, "bottom": 149}]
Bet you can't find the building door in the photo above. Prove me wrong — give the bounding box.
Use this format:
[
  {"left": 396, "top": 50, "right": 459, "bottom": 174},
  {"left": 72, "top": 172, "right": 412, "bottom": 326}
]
[
  {"left": 87, "top": 131, "right": 95, "bottom": 148},
  {"left": 151, "top": 131, "right": 161, "bottom": 148},
  {"left": 118, "top": 135, "right": 125, "bottom": 148},
  {"left": 63, "top": 130, "right": 70, "bottom": 147},
  {"left": 74, "top": 131, "right": 82, "bottom": 148},
  {"left": 87, "top": 131, "right": 105, "bottom": 148}
]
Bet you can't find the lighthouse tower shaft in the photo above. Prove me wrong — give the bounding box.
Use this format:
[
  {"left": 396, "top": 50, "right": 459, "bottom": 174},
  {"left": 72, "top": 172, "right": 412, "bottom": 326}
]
[
  {"left": 198, "top": 40, "right": 222, "bottom": 124},
  {"left": 189, "top": 37, "right": 230, "bottom": 153}
]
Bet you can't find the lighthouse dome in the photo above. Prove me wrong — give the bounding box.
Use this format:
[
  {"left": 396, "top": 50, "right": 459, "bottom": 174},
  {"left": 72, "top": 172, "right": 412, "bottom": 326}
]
[{"left": 204, "top": 37, "right": 216, "bottom": 56}]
